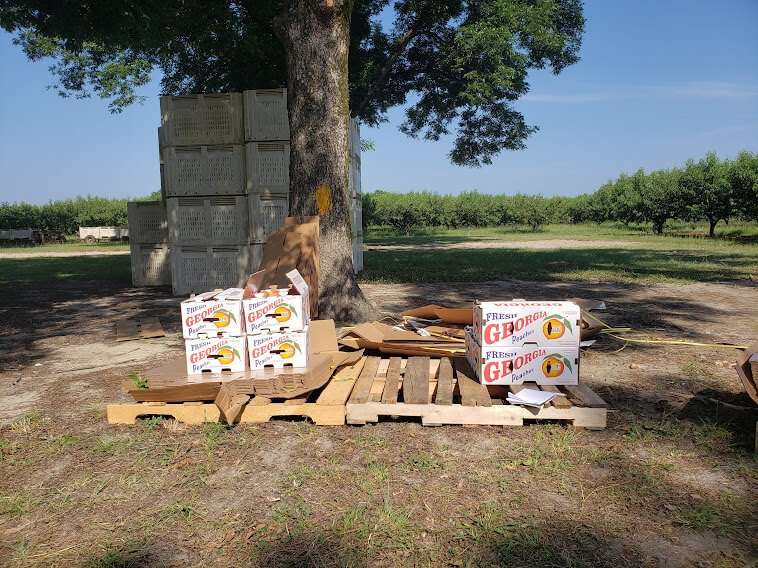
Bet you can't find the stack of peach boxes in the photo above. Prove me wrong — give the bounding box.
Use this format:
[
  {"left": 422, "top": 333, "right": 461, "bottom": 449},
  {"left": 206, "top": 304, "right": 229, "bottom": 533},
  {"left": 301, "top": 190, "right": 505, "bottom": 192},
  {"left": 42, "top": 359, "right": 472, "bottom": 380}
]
[
  {"left": 181, "top": 269, "right": 310, "bottom": 375},
  {"left": 465, "top": 300, "right": 581, "bottom": 386}
]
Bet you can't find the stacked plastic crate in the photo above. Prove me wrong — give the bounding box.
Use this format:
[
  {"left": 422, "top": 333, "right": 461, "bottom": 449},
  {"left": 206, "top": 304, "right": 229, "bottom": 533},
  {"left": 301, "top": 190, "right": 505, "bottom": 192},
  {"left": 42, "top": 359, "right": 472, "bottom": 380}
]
[
  {"left": 243, "top": 89, "right": 292, "bottom": 284},
  {"left": 348, "top": 118, "right": 364, "bottom": 272},
  {"left": 159, "top": 93, "right": 259, "bottom": 295},
  {"left": 127, "top": 201, "right": 170, "bottom": 286},
  {"left": 129, "top": 89, "right": 363, "bottom": 292}
]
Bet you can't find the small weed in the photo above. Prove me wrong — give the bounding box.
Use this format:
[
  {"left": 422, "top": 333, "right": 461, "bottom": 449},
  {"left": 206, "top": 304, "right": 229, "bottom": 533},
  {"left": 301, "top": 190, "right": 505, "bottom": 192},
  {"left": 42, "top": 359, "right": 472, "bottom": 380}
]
[
  {"left": 0, "top": 493, "right": 33, "bottom": 517},
  {"left": 673, "top": 503, "right": 721, "bottom": 530},
  {"left": 88, "top": 434, "right": 131, "bottom": 456},
  {"left": 128, "top": 371, "right": 148, "bottom": 390},
  {"left": 405, "top": 452, "right": 442, "bottom": 471},
  {"left": 139, "top": 416, "right": 165, "bottom": 431},
  {"left": 47, "top": 434, "right": 80, "bottom": 451},
  {"left": 10, "top": 411, "right": 42, "bottom": 434},
  {"left": 202, "top": 422, "right": 229, "bottom": 450},
  {"left": 161, "top": 500, "right": 197, "bottom": 523},
  {"left": 334, "top": 505, "right": 370, "bottom": 541},
  {"left": 84, "top": 541, "right": 151, "bottom": 568},
  {"left": 271, "top": 500, "right": 312, "bottom": 538},
  {"left": 285, "top": 465, "right": 318, "bottom": 489},
  {"left": 354, "top": 431, "right": 386, "bottom": 448},
  {"left": 375, "top": 500, "right": 414, "bottom": 548}
]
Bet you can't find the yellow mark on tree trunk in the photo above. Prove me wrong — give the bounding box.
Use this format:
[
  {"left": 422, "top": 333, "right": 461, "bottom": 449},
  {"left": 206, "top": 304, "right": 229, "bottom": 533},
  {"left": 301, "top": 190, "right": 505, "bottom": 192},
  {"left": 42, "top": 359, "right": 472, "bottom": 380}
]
[{"left": 316, "top": 184, "right": 332, "bottom": 216}]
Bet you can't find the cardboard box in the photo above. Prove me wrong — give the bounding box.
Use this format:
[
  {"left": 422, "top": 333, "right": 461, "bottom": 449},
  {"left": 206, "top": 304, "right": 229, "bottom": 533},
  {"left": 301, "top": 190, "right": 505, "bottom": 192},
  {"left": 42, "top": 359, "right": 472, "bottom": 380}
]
[
  {"left": 242, "top": 270, "right": 309, "bottom": 334},
  {"left": 466, "top": 330, "right": 578, "bottom": 385},
  {"left": 473, "top": 300, "right": 581, "bottom": 348},
  {"left": 185, "top": 336, "right": 247, "bottom": 375},
  {"left": 180, "top": 288, "right": 245, "bottom": 338},
  {"left": 247, "top": 329, "right": 309, "bottom": 369}
]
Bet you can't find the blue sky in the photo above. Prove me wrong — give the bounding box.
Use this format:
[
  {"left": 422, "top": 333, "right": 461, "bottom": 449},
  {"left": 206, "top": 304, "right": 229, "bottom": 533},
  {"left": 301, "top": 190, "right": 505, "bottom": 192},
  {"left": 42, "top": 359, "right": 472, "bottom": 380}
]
[{"left": 1, "top": 0, "right": 757, "bottom": 204}]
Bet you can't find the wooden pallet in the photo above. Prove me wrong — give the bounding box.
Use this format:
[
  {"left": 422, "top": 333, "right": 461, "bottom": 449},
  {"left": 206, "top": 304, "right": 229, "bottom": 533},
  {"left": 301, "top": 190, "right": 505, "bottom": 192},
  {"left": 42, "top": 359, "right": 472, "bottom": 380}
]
[
  {"left": 107, "top": 358, "right": 365, "bottom": 426},
  {"left": 106, "top": 401, "right": 221, "bottom": 425},
  {"left": 345, "top": 356, "right": 607, "bottom": 429}
]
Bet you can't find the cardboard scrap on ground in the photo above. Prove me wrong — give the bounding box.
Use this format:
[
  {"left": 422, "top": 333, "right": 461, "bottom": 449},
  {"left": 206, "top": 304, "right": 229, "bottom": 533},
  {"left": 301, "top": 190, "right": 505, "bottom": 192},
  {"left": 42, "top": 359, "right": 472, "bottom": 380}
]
[
  {"left": 735, "top": 342, "right": 758, "bottom": 406},
  {"left": 402, "top": 299, "right": 608, "bottom": 342},
  {"left": 115, "top": 317, "right": 165, "bottom": 341},
  {"left": 339, "top": 320, "right": 466, "bottom": 358},
  {"left": 254, "top": 215, "right": 320, "bottom": 318}
]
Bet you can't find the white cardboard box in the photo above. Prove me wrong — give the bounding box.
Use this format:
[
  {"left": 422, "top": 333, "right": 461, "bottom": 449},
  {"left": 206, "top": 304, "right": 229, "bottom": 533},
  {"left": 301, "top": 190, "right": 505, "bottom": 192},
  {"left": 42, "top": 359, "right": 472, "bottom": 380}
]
[
  {"left": 180, "top": 288, "right": 245, "bottom": 338},
  {"left": 473, "top": 300, "right": 581, "bottom": 348},
  {"left": 247, "top": 329, "right": 308, "bottom": 369},
  {"left": 185, "top": 336, "right": 247, "bottom": 375},
  {"left": 466, "top": 330, "right": 579, "bottom": 385},
  {"left": 242, "top": 269, "right": 310, "bottom": 334}
]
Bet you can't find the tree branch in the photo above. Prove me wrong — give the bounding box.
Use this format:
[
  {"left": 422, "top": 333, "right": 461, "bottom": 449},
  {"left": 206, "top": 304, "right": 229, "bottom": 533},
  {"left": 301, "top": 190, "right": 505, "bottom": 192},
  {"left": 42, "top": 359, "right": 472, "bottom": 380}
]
[{"left": 355, "top": 22, "right": 420, "bottom": 117}]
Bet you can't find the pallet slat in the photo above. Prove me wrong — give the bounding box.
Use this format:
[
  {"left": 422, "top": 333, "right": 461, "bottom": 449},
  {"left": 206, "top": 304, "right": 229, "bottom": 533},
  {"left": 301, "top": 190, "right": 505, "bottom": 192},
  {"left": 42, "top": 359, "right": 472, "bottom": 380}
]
[
  {"left": 403, "top": 357, "right": 430, "bottom": 404},
  {"left": 435, "top": 358, "right": 454, "bottom": 405},
  {"left": 381, "top": 357, "right": 402, "bottom": 404},
  {"left": 349, "top": 356, "right": 380, "bottom": 404},
  {"left": 454, "top": 359, "right": 491, "bottom": 407}
]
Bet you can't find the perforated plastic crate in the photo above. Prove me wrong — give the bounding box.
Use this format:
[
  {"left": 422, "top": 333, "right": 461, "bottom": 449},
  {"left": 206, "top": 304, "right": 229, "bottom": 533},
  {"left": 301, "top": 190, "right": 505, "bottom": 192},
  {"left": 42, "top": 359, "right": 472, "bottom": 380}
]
[
  {"left": 160, "top": 93, "right": 243, "bottom": 146},
  {"left": 171, "top": 244, "right": 263, "bottom": 296},
  {"left": 349, "top": 154, "right": 361, "bottom": 197},
  {"left": 350, "top": 194, "right": 362, "bottom": 236},
  {"left": 167, "top": 196, "right": 249, "bottom": 245},
  {"left": 163, "top": 145, "right": 245, "bottom": 197},
  {"left": 243, "top": 89, "right": 289, "bottom": 141},
  {"left": 245, "top": 142, "right": 290, "bottom": 194},
  {"left": 249, "top": 193, "right": 289, "bottom": 242},
  {"left": 352, "top": 234, "right": 364, "bottom": 273},
  {"left": 128, "top": 201, "right": 168, "bottom": 244},
  {"left": 130, "top": 243, "right": 171, "bottom": 286},
  {"left": 349, "top": 118, "right": 360, "bottom": 159}
]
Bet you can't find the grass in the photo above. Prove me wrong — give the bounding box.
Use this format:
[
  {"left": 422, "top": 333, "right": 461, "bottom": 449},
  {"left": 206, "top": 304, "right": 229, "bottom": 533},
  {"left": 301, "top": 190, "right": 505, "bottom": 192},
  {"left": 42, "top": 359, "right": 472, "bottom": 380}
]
[
  {"left": 0, "top": 239, "right": 129, "bottom": 254},
  {"left": 359, "top": 241, "right": 758, "bottom": 284},
  {"left": 0, "top": 255, "right": 132, "bottom": 285},
  {"left": 1, "top": 223, "right": 756, "bottom": 285}
]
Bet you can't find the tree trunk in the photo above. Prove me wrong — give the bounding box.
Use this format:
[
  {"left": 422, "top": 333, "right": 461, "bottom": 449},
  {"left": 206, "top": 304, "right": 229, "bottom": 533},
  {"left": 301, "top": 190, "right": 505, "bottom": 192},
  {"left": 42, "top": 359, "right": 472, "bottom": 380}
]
[
  {"left": 281, "top": 0, "right": 375, "bottom": 322},
  {"left": 653, "top": 218, "right": 665, "bottom": 234},
  {"left": 708, "top": 218, "right": 717, "bottom": 237}
]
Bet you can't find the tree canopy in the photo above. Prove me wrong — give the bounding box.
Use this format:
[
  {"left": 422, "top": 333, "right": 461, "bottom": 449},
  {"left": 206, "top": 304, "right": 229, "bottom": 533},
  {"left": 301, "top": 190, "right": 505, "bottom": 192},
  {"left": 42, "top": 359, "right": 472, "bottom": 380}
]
[{"left": 1, "top": 0, "right": 585, "bottom": 166}]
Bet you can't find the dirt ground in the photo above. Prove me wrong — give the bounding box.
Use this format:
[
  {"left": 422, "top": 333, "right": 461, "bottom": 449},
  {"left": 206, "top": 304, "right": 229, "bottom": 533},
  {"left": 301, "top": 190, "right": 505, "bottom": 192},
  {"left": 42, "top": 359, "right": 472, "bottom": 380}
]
[{"left": 1, "top": 278, "right": 756, "bottom": 567}]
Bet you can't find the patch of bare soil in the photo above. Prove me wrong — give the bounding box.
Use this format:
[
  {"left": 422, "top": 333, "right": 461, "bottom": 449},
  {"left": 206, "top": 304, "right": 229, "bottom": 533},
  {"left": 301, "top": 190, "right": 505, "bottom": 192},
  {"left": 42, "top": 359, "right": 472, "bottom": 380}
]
[
  {"left": 0, "top": 279, "right": 756, "bottom": 567},
  {"left": 367, "top": 238, "right": 644, "bottom": 251}
]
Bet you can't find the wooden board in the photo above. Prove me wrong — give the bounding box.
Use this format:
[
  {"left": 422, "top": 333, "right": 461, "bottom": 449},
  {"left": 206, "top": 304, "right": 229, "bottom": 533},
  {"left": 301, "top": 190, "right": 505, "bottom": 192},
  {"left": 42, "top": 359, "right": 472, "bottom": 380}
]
[
  {"left": 115, "top": 317, "right": 165, "bottom": 341},
  {"left": 237, "top": 357, "right": 365, "bottom": 426},
  {"left": 107, "top": 402, "right": 220, "bottom": 425},
  {"left": 346, "top": 356, "right": 607, "bottom": 429},
  {"left": 402, "top": 357, "right": 430, "bottom": 404}
]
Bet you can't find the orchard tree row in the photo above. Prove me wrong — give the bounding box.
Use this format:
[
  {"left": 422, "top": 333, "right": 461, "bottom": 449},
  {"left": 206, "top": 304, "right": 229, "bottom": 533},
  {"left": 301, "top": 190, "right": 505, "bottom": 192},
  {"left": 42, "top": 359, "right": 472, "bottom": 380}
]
[
  {"left": 363, "top": 150, "right": 758, "bottom": 235},
  {"left": 581, "top": 151, "right": 758, "bottom": 235}
]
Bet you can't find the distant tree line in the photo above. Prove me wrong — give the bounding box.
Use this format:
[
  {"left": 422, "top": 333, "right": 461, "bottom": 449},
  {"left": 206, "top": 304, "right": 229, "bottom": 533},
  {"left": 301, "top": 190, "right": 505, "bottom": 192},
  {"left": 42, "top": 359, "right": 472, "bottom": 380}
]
[
  {"left": 0, "top": 193, "right": 160, "bottom": 235},
  {"left": 363, "top": 150, "right": 758, "bottom": 235}
]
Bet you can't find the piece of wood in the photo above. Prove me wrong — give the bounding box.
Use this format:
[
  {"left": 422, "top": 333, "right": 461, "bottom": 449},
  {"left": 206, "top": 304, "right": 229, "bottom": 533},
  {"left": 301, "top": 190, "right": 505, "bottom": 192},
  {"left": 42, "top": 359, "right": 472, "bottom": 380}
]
[
  {"left": 215, "top": 381, "right": 252, "bottom": 423},
  {"left": 539, "top": 385, "right": 572, "bottom": 408},
  {"left": 454, "top": 358, "right": 491, "bottom": 407},
  {"left": 735, "top": 344, "right": 758, "bottom": 405},
  {"left": 115, "top": 317, "right": 165, "bottom": 341},
  {"left": 381, "top": 357, "right": 402, "bottom": 404},
  {"left": 107, "top": 403, "right": 220, "bottom": 425},
  {"left": 402, "top": 357, "right": 430, "bottom": 404},
  {"left": 346, "top": 401, "right": 606, "bottom": 428},
  {"left": 348, "top": 356, "right": 380, "bottom": 404},
  {"left": 564, "top": 385, "right": 608, "bottom": 408},
  {"left": 238, "top": 401, "right": 345, "bottom": 426},
  {"left": 435, "top": 358, "right": 454, "bottom": 405},
  {"left": 316, "top": 357, "right": 366, "bottom": 405},
  {"left": 128, "top": 381, "right": 222, "bottom": 403}
]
